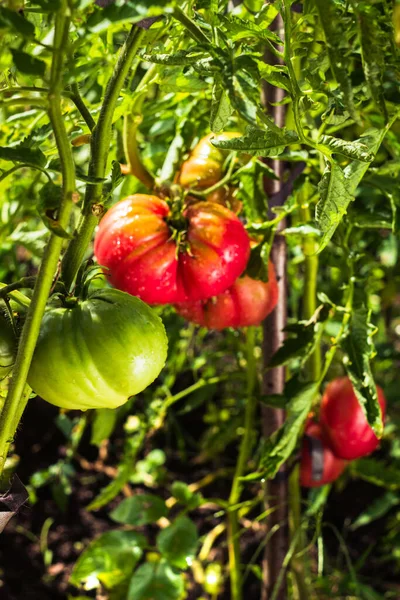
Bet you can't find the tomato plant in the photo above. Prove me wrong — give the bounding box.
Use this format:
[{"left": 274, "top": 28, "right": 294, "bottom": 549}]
[
  {"left": 28, "top": 288, "right": 168, "bottom": 410},
  {"left": 300, "top": 421, "right": 347, "bottom": 488},
  {"left": 320, "top": 377, "right": 387, "bottom": 461},
  {"left": 176, "top": 262, "right": 278, "bottom": 330},
  {"left": 94, "top": 194, "right": 250, "bottom": 304},
  {"left": 0, "top": 2, "right": 399, "bottom": 600}
]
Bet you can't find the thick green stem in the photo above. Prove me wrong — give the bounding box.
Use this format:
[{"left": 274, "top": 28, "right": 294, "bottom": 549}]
[
  {"left": 227, "top": 327, "right": 257, "bottom": 600},
  {"left": 61, "top": 25, "right": 146, "bottom": 290},
  {"left": 0, "top": 2, "right": 75, "bottom": 475}
]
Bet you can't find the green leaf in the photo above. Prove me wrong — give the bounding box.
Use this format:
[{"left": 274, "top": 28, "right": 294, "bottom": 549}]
[
  {"left": 91, "top": 409, "right": 118, "bottom": 447},
  {"left": 171, "top": 481, "right": 203, "bottom": 510},
  {"left": 110, "top": 494, "right": 168, "bottom": 526},
  {"left": 351, "top": 492, "right": 399, "bottom": 530},
  {"left": 315, "top": 162, "right": 353, "bottom": 251},
  {"left": 156, "top": 516, "right": 198, "bottom": 569},
  {"left": 351, "top": 458, "right": 400, "bottom": 490},
  {"left": 255, "top": 381, "right": 320, "bottom": 481},
  {"left": 159, "top": 69, "right": 207, "bottom": 93},
  {"left": 314, "top": 0, "right": 356, "bottom": 119},
  {"left": 257, "top": 63, "right": 292, "bottom": 93},
  {"left": 344, "top": 128, "right": 388, "bottom": 195},
  {"left": 355, "top": 5, "right": 387, "bottom": 119},
  {"left": 70, "top": 530, "right": 146, "bottom": 590},
  {"left": 127, "top": 562, "right": 184, "bottom": 600},
  {"left": 237, "top": 161, "right": 268, "bottom": 225},
  {"left": 31, "top": 0, "right": 61, "bottom": 8},
  {"left": 0, "top": 145, "right": 46, "bottom": 167},
  {"left": 245, "top": 240, "right": 271, "bottom": 282},
  {"left": 210, "top": 81, "right": 232, "bottom": 133},
  {"left": 341, "top": 306, "right": 383, "bottom": 437},
  {"left": 87, "top": 1, "right": 165, "bottom": 33},
  {"left": 211, "top": 126, "right": 298, "bottom": 156},
  {"left": 0, "top": 6, "right": 35, "bottom": 37},
  {"left": 11, "top": 49, "right": 46, "bottom": 77},
  {"left": 142, "top": 50, "right": 207, "bottom": 65},
  {"left": 318, "top": 135, "right": 374, "bottom": 162},
  {"left": 268, "top": 321, "right": 316, "bottom": 368}
]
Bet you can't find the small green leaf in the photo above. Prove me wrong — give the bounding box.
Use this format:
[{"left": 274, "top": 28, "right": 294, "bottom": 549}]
[
  {"left": 255, "top": 381, "right": 320, "bottom": 481},
  {"left": 211, "top": 126, "right": 298, "bottom": 156},
  {"left": 351, "top": 492, "right": 399, "bottom": 530},
  {"left": 128, "top": 561, "right": 184, "bottom": 600},
  {"left": 355, "top": 5, "right": 387, "bottom": 119},
  {"left": 70, "top": 530, "right": 145, "bottom": 590},
  {"left": 245, "top": 240, "right": 271, "bottom": 282},
  {"left": 210, "top": 81, "right": 232, "bottom": 133},
  {"left": 11, "top": 49, "right": 46, "bottom": 76},
  {"left": 91, "top": 409, "right": 118, "bottom": 447},
  {"left": 315, "top": 162, "right": 353, "bottom": 251},
  {"left": 142, "top": 50, "right": 207, "bottom": 65},
  {"left": 351, "top": 458, "right": 400, "bottom": 490},
  {"left": 269, "top": 322, "right": 316, "bottom": 368},
  {"left": 341, "top": 306, "right": 383, "bottom": 437},
  {"left": 0, "top": 6, "right": 35, "bottom": 38},
  {"left": 156, "top": 516, "right": 198, "bottom": 569},
  {"left": 258, "top": 63, "right": 292, "bottom": 93},
  {"left": 0, "top": 145, "right": 46, "bottom": 167},
  {"left": 110, "top": 494, "right": 168, "bottom": 526},
  {"left": 171, "top": 481, "right": 203, "bottom": 509},
  {"left": 319, "top": 135, "right": 374, "bottom": 162},
  {"left": 314, "top": 0, "right": 356, "bottom": 119}
]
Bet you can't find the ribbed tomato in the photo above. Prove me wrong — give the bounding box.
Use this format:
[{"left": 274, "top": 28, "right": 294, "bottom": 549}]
[
  {"left": 94, "top": 195, "right": 250, "bottom": 305},
  {"left": 0, "top": 312, "right": 16, "bottom": 380},
  {"left": 320, "top": 377, "right": 386, "bottom": 460},
  {"left": 27, "top": 288, "right": 168, "bottom": 411},
  {"left": 300, "top": 421, "right": 347, "bottom": 488},
  {"left": 175, "top": 262, "right": 278, "bottom": 330}
]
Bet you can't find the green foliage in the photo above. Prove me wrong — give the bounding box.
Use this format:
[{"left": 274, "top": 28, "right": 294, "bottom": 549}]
[
  {"left": 156, "top": 516, "right": 199, "bottom": 569},
  {"left": 110, "top": 494, "right": 168, "bottom": 526},
  {"left": 127, "top": 561, "right": 184, "bottom": 600},
  {"left": 70, "top": 531, "right": 146, "bottom": 589}
]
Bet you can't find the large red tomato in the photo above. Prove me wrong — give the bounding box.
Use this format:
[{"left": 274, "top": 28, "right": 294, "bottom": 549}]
[
  {"left": 94, "top": 195, "right": 250, "bottom": 305},
  {"left": 320, "top": 377, "right": 386, "bottom": 461},
  {"left": 300, "top": 421, "right": 347, "bottom": 488},
  {"left": 175, "top": 262, "right": 278, "bottom": 330}
]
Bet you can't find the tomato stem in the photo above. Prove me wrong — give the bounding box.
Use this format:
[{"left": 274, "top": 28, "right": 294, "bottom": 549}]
[
  {"left": 61, "top": 24, "right": 147, "bottom": 291},
  {"left": 227, "top": 326, "right": 257, "bottom": 600},
  {"left": 123, "top": 112, "right": 155, "bottom": 188},
  {"left": 0, "top": 1, "right": 75, "bottom": 477}
]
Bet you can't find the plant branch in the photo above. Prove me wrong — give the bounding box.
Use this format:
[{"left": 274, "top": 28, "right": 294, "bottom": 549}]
[
  {"left": 61, "top": 25, "right": 147, "bottom": 290},
  {"left": 227, "top": 327, "right": 258, "bottom": 600},
  {"left": 0, "top": 1, "right": 75, "bottom": 475},
  {"left": 68, "top": 82, "right": 96, "bottom": 131}
]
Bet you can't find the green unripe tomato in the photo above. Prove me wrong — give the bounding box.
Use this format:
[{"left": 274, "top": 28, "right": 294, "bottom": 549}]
[
  {"left": 0, "top": 312, "right": 16, "bottom": 380},
  {"left": 28, "top": 288, "right": 168, "bottom": 411}
]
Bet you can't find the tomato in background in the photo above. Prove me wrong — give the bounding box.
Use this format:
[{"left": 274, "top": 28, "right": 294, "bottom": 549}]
[
  {"left": 320, "top": 377, "right": 386, "bottom": 461},
  {"left": 94, "top": 195, "right": 250, "bottom": 305},
  {"left": 300, "top": 421, "right": 347, "bottom": 488},
  {"left": 179, "top": 132, "right": 241, "bottom": 189},
  {"left": 175, "top": 262, "right": 278, "bottom": 330}
]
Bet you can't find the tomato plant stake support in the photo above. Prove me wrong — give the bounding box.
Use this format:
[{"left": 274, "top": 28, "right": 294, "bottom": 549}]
[
  {"left": 0, "top": 1, "right": 75, "bottom": 476},
  {"left": 61, "top": 24, "right": 147, "bottom": 291},
  {"left": 227, "top": 326, "right": 257, "bottom": 600}
]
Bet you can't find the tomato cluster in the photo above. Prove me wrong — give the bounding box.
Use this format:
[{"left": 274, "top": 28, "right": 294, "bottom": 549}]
[
  {"left": 94, "top": 133, "right": 279, "bottom": 330},
  {"left": 300, "top": 377, "right": 386, "bottom": 487}
]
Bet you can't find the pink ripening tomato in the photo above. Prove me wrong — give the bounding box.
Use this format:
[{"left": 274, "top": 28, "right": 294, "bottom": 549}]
[
  {"left": 300, "top": 421, "right": 347, "bottom": 488},
  {"left": 175, "top": 262, "right": 278, "bottom": 330},
  {"left": 319, "top": 377, "right": 386, "bottom": 461},
  {"left": 94, "top": 195, "right": 250, "bottom": 305}
]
